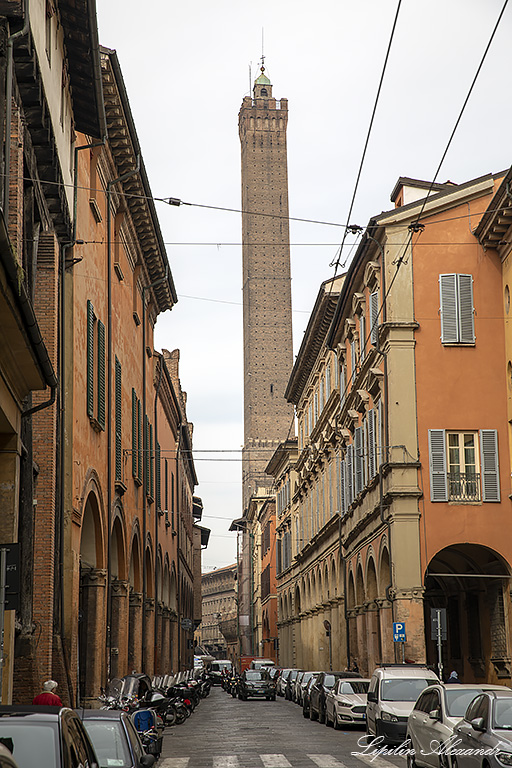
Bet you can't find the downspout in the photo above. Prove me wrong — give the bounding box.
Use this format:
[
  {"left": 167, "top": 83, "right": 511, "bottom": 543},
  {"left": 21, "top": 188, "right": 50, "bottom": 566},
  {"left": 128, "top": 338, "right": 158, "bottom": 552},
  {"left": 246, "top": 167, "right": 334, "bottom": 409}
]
[
  {"left": 106, "top": 158, "right": 140, "bottom": 680},
  {"left": 153, "top": 356, "right": 164, "bottom": 671},
  {"left": 4, "top": 0, "right": 29, "bottom": 221}
]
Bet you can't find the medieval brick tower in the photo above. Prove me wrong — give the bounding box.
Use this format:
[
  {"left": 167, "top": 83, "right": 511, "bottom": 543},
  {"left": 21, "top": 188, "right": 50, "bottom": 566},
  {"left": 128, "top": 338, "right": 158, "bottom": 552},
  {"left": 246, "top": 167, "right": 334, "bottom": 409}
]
[{"left": 239, "top": 67, "right": 294, "bottom": 511}]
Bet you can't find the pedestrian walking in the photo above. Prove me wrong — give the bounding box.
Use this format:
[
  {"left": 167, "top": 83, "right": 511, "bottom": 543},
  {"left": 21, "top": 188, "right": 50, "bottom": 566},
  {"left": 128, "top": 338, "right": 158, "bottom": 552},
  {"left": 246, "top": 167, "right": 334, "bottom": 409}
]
[{"left": 32, "top": 680, "right": 63, "bottom": 705}]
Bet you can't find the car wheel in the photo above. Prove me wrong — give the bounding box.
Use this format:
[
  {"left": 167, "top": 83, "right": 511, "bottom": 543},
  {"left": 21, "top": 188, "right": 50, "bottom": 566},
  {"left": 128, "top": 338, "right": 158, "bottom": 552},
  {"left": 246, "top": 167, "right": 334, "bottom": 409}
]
[
  {"left": 303, "top": 706, "right": 309, "bottom": 719},
  {"left": 319, "top": 705, "right": 325, "bottom": 724},
  {"left": 333, "top": 715, "right": 341, "bottom": 731},
  {"left": 407, "top": 741, "right": 417, "bottom": 768},
  {"left": 325, "top": 710, "right": 332, "bottom": 727},
  {"left": 271, "top": 695, "right": 276, "bottom": 701},
  {"left": 310, "top": 704, "right": 318, "bottom": 721}
]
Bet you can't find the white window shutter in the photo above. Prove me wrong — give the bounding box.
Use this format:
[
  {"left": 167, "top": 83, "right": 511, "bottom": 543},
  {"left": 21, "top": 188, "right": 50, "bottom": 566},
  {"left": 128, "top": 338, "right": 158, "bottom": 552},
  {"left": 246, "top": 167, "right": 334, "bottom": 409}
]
[
  {"left": 439, "top": 274, "right": 458, "bottom": 343},
  {"left": 428, "top": 429, "right": 448, "bottom": 501},
  {"left": 368, "top": 408, "right": 376, "bottom": 479},
  {"left": 370, "top": 290, "right": 379, "bottom": 345},
  {"left": 355, "top": 426, "right": 363, "bottom": 495},
  {"left": 480, "top": 429, "right": 500, "bottom": 502},
  {"left": 457, "top": 274, "right": 475, "bottom": 344}
]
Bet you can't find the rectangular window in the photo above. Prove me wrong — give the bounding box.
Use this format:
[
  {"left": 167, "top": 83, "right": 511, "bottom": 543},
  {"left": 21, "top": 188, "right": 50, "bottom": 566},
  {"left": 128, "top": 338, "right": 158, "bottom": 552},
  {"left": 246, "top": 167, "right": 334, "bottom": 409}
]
[
  {"left": 428, "top": 428, "right": 499, "bottom": 502},
  {"left": 114, "top": 357, "right": 122, "bottom": 482},
  {"left": 359, "top": 313, "right": 366, "bottom": 360},
  {"left": 354, "top": 426, "right": 363, "bottom": 495},
  {"left": 156, "top": 442, "right": 161, "bottom": 510},
  {"left": 351, "top": 338, "right": 357, "bottom": 381},
  {"left": 439, "top": 274, "right": 475, "bottom": 344},
  {"left": 340, "top": 365, "right": 346, "bottom": 407},
  {"left": 97, "top": 319, "right": 105, "bottom": 430}
]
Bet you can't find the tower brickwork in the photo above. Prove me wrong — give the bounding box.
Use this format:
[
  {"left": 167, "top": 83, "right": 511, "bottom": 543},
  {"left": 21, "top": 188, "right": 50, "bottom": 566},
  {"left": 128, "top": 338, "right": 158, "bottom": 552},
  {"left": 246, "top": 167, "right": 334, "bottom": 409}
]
[{"left": 239, "top": 70, "right": 294, "bottom": 510}]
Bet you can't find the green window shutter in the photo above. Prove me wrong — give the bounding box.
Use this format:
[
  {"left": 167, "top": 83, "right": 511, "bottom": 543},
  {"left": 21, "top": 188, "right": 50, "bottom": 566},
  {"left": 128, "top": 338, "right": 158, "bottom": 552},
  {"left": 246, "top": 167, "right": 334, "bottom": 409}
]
[
  {"left": 131, "top": 389, "right": 137, "bottom": 478},
  {"left": 114, "top": 358, "right": 122, "bottom": 481},
  {"left": 137, "top": 399, "right": 142, "bottom": 481},
  {"left": 149, "top": 423, "right": 154, "bottom": 499},
  {"left": 480, "top": 429, "right": 500, "bottom": 502},
  {"left": 97, "top": 319, "right": 105, "bottom": 430},
  {"left": 428, "top": 429, "right": 448, "bottom": 501},
  {"left": 156, "top": 442, "right": 161, "bottom": 510},
  {"left": 144, "top": 415, "right": 149, "bottom": 493},
  {"left": 86, "top": 300, "right": 95, "bottom": 418}
]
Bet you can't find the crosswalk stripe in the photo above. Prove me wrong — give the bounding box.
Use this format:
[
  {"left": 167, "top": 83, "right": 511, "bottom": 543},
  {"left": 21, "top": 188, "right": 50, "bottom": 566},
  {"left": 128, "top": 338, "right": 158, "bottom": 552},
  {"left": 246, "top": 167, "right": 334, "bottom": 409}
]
[
  {"left": 213, "top": 757, "right": 240, "bottom": 768},
  {"left": 307, "top": 756, "right": 345, "bottom": 768},
  {"left": 158, "top": 760, "right": 190, "bottom": 768},
  {"left": 356, "top": 755, "right": 405, "bottom": 768},
  {"left": 260, "top": 755, "right": 293, "bottom": 767}
]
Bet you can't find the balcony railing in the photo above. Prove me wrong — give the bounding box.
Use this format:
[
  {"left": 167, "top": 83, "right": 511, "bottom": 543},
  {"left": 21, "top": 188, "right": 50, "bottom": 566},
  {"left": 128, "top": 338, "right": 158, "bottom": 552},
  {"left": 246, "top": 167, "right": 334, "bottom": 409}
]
[{"left": 447, "top": 472, "right": 481, "bottom": 502}]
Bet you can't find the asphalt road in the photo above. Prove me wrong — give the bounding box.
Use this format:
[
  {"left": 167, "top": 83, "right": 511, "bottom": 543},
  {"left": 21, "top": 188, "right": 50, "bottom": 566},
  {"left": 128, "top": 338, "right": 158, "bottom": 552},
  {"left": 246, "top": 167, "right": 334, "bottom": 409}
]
[{"left": 159, "top": 687, "right": 408, "bottom": 768}]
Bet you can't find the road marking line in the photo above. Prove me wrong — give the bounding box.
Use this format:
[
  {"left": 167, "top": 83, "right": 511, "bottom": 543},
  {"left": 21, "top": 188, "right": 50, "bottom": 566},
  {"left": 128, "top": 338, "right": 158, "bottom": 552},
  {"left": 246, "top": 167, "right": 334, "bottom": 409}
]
[
  {"left": 158, "top": 760, "right": 190, "bottom": 768},
  {"left": 213, "top": 757, "right": 240, "bottom": 768},
  {"left": 260, "top": 756, "right": 293, "bottom": 767},
  {"left": 356, "top": 755, "right": 406, "bottom": 768},
  {"left": 307, "top": 756, "right": 346, "bottom": 768}
]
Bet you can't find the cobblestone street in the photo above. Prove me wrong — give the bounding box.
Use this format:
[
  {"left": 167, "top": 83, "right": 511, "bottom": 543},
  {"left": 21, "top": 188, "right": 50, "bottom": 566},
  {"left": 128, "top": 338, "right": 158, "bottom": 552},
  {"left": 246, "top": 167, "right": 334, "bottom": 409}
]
[{"left": 159, "top": 687, "right": 407, "bottom": 768}]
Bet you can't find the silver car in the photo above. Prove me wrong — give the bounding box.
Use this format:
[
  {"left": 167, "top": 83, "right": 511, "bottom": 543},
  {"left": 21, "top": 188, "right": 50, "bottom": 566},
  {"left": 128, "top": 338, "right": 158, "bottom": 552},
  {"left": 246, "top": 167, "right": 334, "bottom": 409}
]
[
  {"left": 325, "top": 678, "right": 370, "bottom": 729},
  {"left": 407, "top": 684, "right": 510, "bottom": 768},
  {"left": 451, "top": 689, "right": 512, "bottom": 768}
]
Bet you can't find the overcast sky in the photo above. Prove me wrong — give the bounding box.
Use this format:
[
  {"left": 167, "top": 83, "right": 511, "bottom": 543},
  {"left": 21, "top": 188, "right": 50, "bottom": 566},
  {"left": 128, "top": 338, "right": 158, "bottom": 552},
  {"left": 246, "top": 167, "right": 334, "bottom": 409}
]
[{"left": 96, "top": 0, "right": 511, "bottom": 571}]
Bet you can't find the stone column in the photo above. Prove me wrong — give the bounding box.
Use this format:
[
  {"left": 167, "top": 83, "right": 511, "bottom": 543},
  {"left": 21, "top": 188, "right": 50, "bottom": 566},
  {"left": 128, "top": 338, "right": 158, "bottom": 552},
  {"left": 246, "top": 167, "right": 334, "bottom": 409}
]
[
  {"left": 128, "top": 591, "right": 143, "bottom": 673},
  {"left": 392, "top": 588, "right": 426, "bottom": 663},
  {"left": 161, "top": 607, "right": 171, "bottom": 672},
  {"left": 377, "top": 599, "right": 394, "bottom": 663},
  {"left": 110, "top": 580, "right": 129, "bottom": 680},
  {"left": 143, "top": 598, "right": 155, "bottom": 675},
  {"left": 81, "top": 569, "right": 107, "bottom": 706},
  {"left": 170, "top": 612, "right": 178, "bottom": 671}
]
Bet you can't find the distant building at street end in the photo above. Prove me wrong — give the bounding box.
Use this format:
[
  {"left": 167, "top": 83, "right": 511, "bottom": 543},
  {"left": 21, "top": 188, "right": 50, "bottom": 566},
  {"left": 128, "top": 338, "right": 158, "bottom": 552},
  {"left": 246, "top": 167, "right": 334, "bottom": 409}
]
[{"left": 195, "top": 564, "right": 237, "bottom": 660}]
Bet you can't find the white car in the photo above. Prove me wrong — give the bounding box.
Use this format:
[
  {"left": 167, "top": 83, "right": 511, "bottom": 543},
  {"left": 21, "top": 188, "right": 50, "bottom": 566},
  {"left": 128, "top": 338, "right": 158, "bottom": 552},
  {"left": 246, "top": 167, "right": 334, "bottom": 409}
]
[
  {"left": 406, "top": 683, "right": 510, "bottom": 768},
  {"left": 325, "top": 678, "right": 370, "bottom": 729}
]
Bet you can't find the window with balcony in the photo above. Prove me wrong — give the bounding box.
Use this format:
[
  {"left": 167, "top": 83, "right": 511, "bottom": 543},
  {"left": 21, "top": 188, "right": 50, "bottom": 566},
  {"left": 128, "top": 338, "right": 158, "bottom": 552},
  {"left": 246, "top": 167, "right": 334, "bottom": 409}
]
[{"left": 428, "top": 429, "right": 500, "bottom": 502}]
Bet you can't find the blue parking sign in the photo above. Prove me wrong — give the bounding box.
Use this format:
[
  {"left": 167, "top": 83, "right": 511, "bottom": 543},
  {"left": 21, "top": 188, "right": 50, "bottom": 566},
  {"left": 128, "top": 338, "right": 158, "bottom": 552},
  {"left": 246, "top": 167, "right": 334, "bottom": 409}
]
[{"left": 393, "top": 622, "right": 406, "bottom": 642}]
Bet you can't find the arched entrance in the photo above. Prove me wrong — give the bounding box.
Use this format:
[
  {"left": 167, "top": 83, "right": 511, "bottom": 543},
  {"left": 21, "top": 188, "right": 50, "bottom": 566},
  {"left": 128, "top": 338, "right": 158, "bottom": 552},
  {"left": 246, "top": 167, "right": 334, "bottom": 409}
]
[
  {"left": 424, "top": 544, "right": 512, "bottom": 683},
  {"left": 79, "top": 491, "right": 106, "bottom": 705}
]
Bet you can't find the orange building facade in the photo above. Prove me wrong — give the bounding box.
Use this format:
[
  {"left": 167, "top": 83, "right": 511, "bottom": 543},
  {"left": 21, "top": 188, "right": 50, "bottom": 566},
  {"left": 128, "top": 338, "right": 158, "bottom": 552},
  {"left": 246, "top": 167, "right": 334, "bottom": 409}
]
[{"left": 324, "top": 172, "right": 512, "bottom": 682}]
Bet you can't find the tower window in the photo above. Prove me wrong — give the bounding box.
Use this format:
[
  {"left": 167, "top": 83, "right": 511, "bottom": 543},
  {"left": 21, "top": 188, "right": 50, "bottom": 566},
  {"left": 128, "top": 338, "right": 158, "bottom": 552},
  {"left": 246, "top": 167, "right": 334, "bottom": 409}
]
[{"left": 261, "top": 88, "right": 268, "bottom": 96}]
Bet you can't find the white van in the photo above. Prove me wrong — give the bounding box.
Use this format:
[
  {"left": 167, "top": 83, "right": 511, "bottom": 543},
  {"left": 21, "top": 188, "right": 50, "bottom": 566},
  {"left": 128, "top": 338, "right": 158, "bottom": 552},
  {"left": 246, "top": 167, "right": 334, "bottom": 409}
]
[{"left": 366, "top": 664, "right": 439, "bottom": 744}]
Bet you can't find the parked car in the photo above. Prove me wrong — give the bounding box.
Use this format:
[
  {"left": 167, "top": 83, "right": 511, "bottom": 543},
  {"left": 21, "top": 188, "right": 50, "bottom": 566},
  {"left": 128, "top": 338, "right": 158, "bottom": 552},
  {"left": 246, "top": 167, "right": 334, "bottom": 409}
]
[
  {"left": 238, "top": 669, "right": 276, "bottom": 701},
  {"left": 209, "top": 660, "right": 233, "bottom": 685},
  {"left": 451, "top": 689, "right": 512, "bottom": 768},
  {"left": 285, "top": 670, "right": 303, "bottom": 701},
  {"left": 406, "top": 683, "right": 510, "bottom": 768},
  {"left": 277, "top": 669, "right": 294, "bottom": 697},
  {"left": 325, "top": 678, "right": 370, "bottom": 729},
  {"left": 250, "top": 659, "right": 275, "bottom": 670},
  {"left": 309, "top": 672, "right": 362, "bottom": 723},
  {"left": 303, "top": 674, "right": 320, "bottom": 718},
  {"left": 0, "top": 706, "right": 99, "bottom": 768},
  {"left": 297, "top": 672, "right": 320, "bottom": 707},
  {"left": 80, "top": 708, "right": 155, "bottom": 768},
  {"left": 366, "top": 664, "right": 439, "bottom": 744}
]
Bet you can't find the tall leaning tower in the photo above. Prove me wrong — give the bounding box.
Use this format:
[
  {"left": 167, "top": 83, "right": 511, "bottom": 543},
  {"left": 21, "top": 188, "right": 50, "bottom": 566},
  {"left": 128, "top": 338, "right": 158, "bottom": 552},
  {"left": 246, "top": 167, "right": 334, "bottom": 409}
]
[{"left": 239, "top": 67, "right": 294, "bottom": 511}]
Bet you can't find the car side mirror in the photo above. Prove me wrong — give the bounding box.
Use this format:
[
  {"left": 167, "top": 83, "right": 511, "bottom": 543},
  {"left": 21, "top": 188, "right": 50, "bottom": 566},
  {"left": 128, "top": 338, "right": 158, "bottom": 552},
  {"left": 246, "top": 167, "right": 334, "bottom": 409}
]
[
  {"left": 429, "top": 709, "right": 441, "bottom": 721},
  {"left": 140, "top": 755, "right": 156, "bottom": 767},
  {"left": 471, "top": 717, "right": 486, "bottom": 732},
  {"left": 367, "top": 691, "right": 377, "bottom": 702}
]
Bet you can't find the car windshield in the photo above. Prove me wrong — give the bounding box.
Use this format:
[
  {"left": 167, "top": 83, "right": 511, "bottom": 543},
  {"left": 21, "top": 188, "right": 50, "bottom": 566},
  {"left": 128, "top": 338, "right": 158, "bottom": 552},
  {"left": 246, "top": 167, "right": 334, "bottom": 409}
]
[
  {"left": 83, "top": 720, "right": 132, "bottom": 768},
  {"left": 302, "top": 673, "right": 315, "bottom": 686},
  {"left": 381, "top": 679, "right": 435, "bottom": 702},
  {"left": 0, "top": 722, "right": 58, "bottom": 768},
  {"left": 246, "top": 671, "right": 265, "bottom": 681},
  {"left": 493, "top": 700, "right": 512, "bottom": 730},
  {"left": 323, "top": 675, "right": 337, "bottom": 688},
  {"left": 339, "top": 681, "right": 370, "bottom": 695},
  {"left": 289, "top": 671, "right": 299, "bottom": 681},
  {"left": 446, "top": 689, "right": 490, "bottom": 717}
]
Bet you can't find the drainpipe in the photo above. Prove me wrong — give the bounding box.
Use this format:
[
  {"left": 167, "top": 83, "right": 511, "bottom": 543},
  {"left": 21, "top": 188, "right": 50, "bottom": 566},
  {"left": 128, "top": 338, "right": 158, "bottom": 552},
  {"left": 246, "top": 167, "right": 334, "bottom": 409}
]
[
  {"left": 4, "top": 0, "right": 29, "bottom": 221},
  {"left": 106, "top": 158, "right": 140, "bottom": 680}
]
